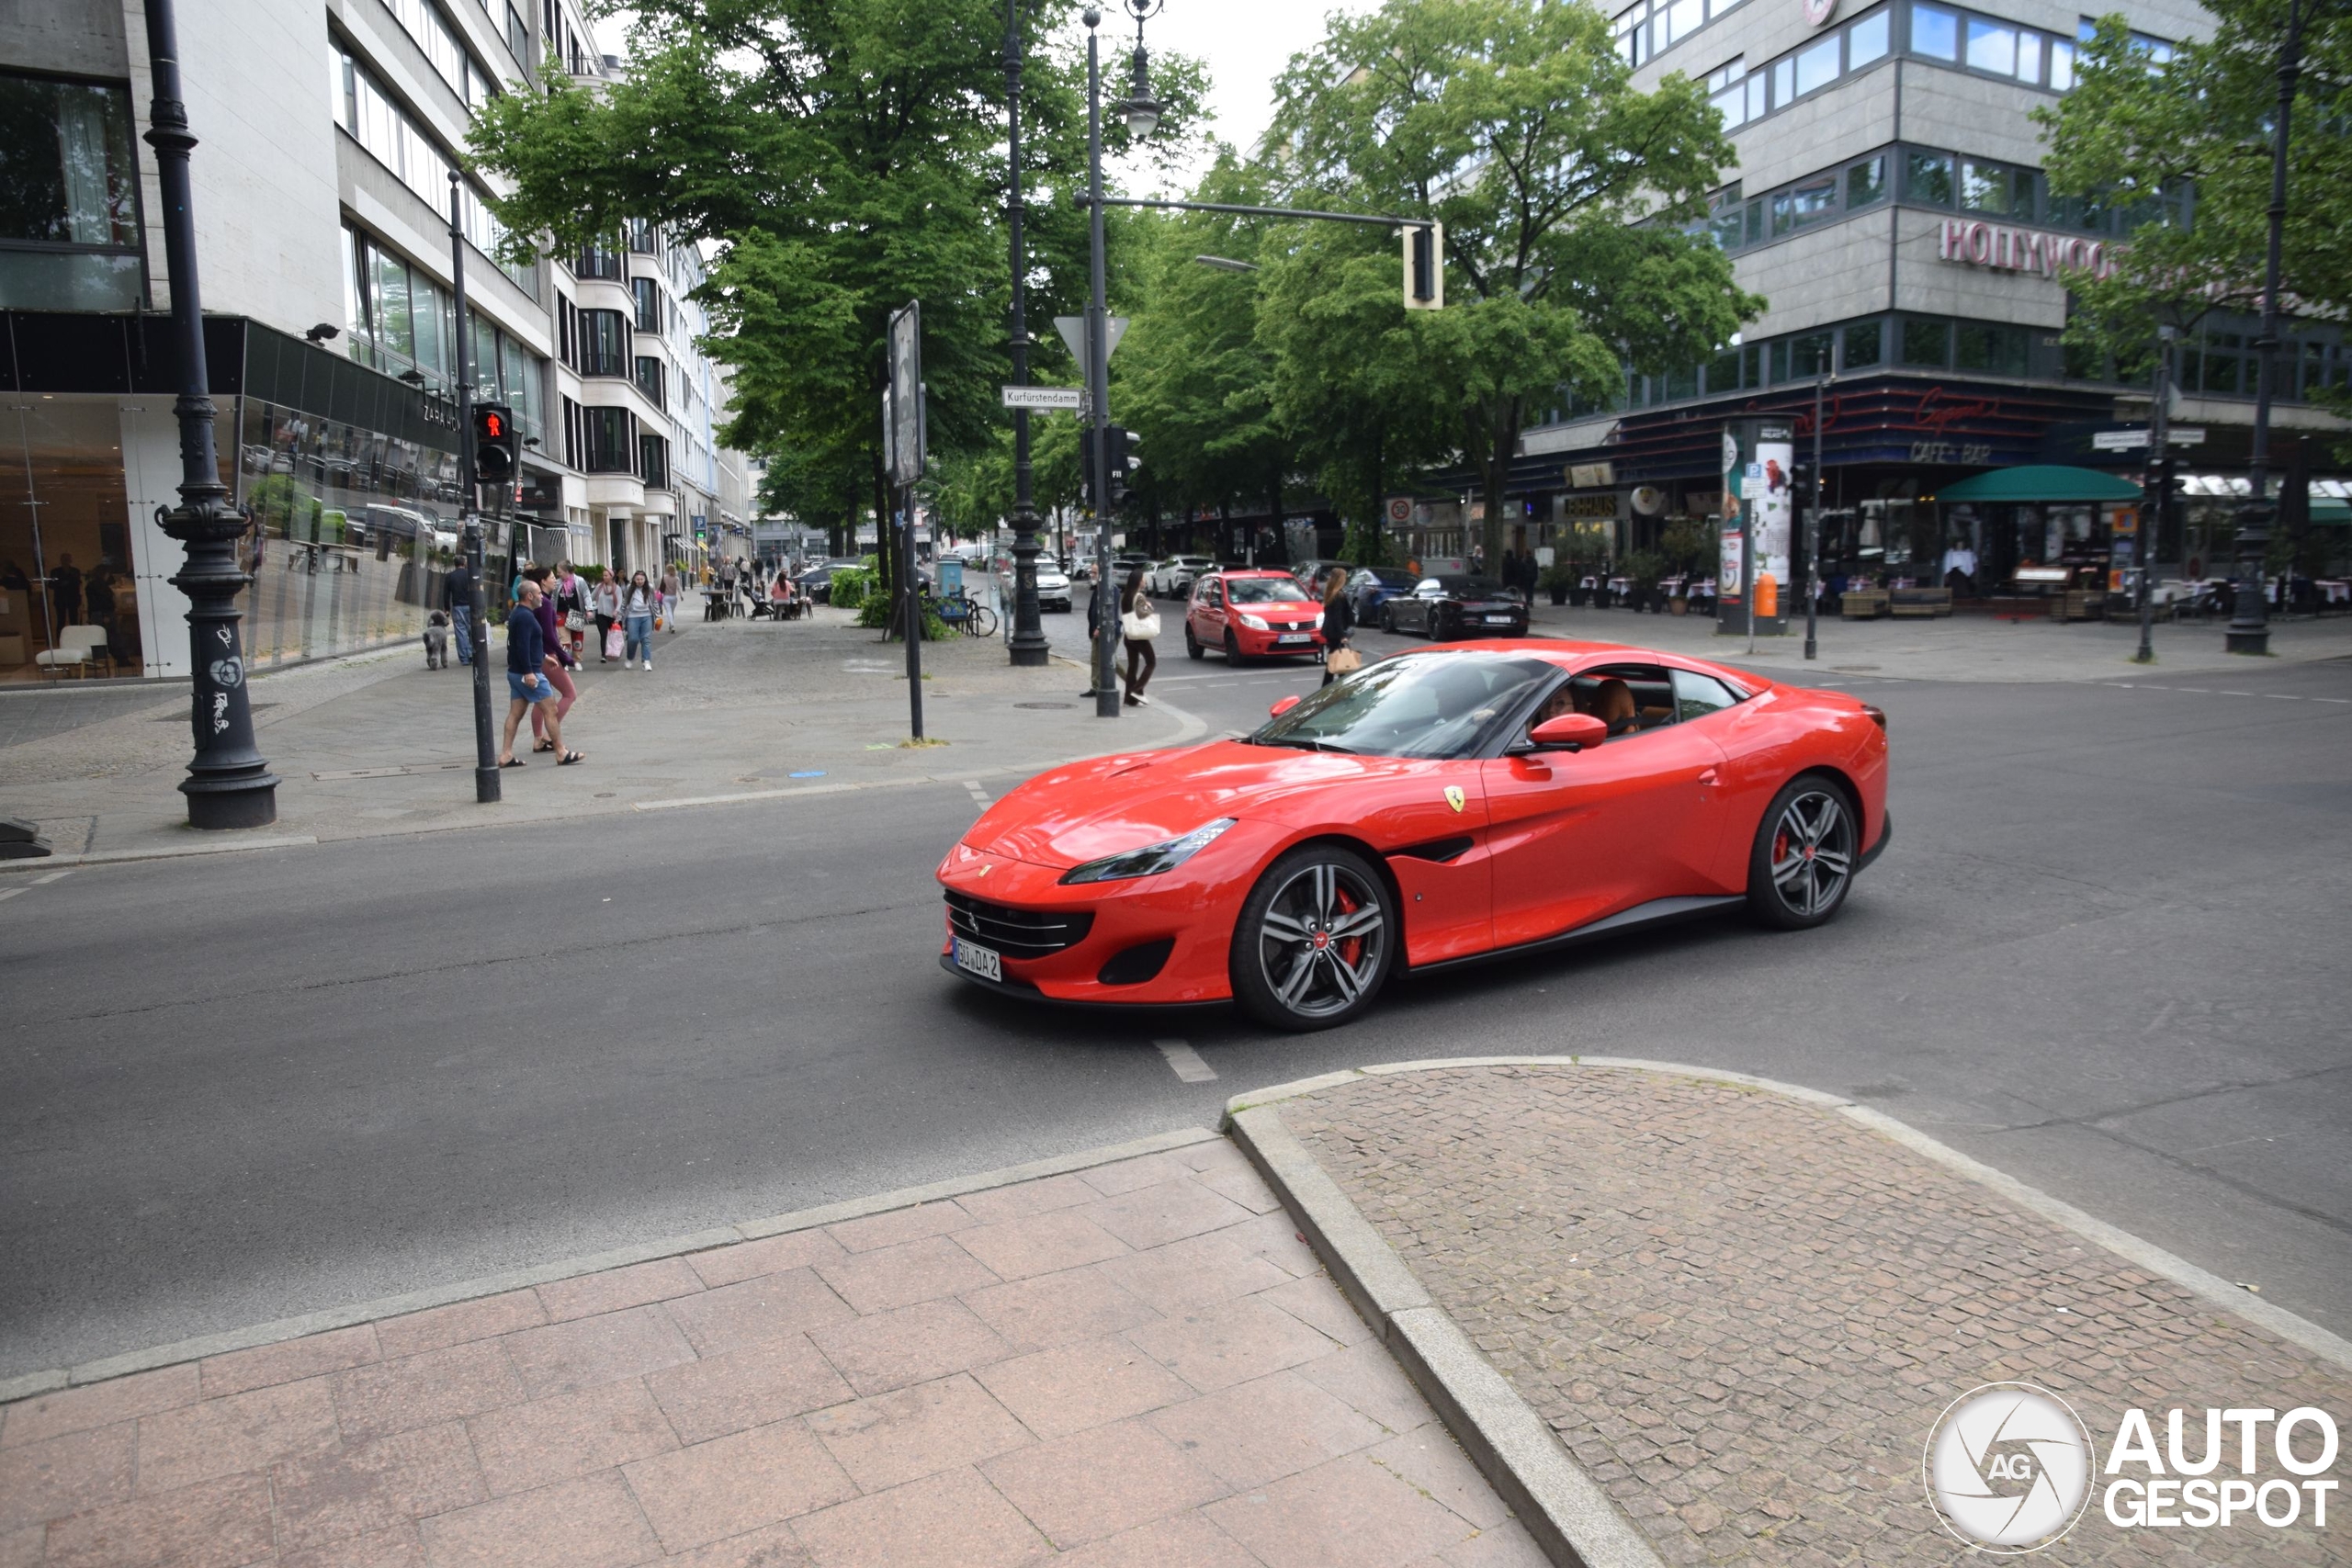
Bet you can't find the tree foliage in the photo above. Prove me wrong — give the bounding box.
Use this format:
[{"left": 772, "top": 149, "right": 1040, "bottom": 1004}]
[
  {"left": 1261, "top": 0, "right": 1761, "bottom": 567},
  {"left": 2039, "top": 3, "right": 2352, "bottom": 428}
]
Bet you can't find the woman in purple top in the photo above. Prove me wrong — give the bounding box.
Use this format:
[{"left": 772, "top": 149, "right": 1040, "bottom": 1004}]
[{"left": 525, "top": 566, "right": 581, "bottom": 752}]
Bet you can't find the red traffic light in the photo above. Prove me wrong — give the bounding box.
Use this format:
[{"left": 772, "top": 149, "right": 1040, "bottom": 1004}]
[{"left": 481, "top": 412, "right": 504, "bottom": 439}]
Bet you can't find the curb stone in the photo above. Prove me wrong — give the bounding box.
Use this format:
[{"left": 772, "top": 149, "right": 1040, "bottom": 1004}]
[
  {"left": 0, "top": 1124, "right": 1220, "bottom": 1407},
  {"left": 1220, "top": 1055, "right": 2352, "bottom": 1568}
]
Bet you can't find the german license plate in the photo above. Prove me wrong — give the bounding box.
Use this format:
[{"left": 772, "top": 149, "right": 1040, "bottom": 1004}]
[
  {"left": 1277, "top": 633, "right": 1310, "bottom": 644},
  {"left": 953, "top": 937, "right": 1001, "bottom": 981},
  {"left": 1485, "top": 615, "right": 1513, "bottom": 625}
]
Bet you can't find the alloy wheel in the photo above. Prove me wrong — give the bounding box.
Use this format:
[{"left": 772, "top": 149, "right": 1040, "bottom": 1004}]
[
  {"left": 1252, "top": 860, "right": 1387, "bottom": 1021},
  {"left": 1767, "top": 789, "right": 1854, "bottom": 919}
]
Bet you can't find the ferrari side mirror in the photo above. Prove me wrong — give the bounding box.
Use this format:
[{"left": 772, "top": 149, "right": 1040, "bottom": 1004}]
[
  {"left": 1528, "top": 713, "right": 1607, "bottom": 751},
  {"left": 1270, "top": 694, "right": 1302, "bottom": 718}
]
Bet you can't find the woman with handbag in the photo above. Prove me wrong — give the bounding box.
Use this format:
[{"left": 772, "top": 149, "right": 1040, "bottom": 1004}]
[
  {"left": 1118, "top": 568, "right": 1159, "bottom": 707},
  {"left": 1321, "top": 567, "right": 1357, "bottom": 686},
  {"left": 591, "top": 569, "right": 622, "bottom": 662},
  {"left": 523, "top": 566, "right": 582, "bottom": 753},
  {"left": 554, "top": 561, "right": 589, "bottom": 662}
]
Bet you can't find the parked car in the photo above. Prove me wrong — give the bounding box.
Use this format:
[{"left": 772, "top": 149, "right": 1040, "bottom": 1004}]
[
  {"left": 1147, "top": 555, "right": 1217, "bottom": 598},
  {"left": 1184, "top": 570, "right": 1327, "bottom": 663},
  {"left": 1344, "top": 566, "right": 1420, "bottom": 622},
  {"left": 1290, "top": 559, "right": 1345, "bottom": 600},
  {"left": 1380, "top": 575, "right": 1530, "bottom": 640},
  {"left": 1012, "top": 563, "right": 1072, "bottom": 612},
  {"left": 796, "top": 558, "right": 863, "bottom": 604}
]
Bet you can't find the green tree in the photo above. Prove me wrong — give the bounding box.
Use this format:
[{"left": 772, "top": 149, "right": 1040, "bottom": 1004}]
[
  {"left": 2038, "top": 6, "right": 2352, "bottom": 436},
  {"left": 469, "top": 0, "right": 1201, "bottom": 594},
  {"left": 1265, "top": 0, "right": 1761, "bottom": 570}
]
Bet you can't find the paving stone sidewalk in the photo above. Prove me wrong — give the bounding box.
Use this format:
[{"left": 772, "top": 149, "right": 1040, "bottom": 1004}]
[
  {"left": 1272, "top": 1066, "right": 2352, "bottom": 1567},
  {"left": 0, "top": 610, "right": 1192, "bottom": 864},
  {"left": 0, "top": 1138, "right": 1545, "bottom": 1568}
]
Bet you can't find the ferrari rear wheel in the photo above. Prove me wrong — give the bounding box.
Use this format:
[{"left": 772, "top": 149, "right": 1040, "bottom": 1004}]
[
  {"left": 1230, "top": 845, "right": 1394, "bottom": 1032},
  {"left": 1747, "top": 774, "right": 1858, "bottom": 930}
]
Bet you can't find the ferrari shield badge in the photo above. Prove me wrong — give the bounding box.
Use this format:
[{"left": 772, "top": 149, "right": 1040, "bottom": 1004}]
[{"left": 1444, "top": 785, "right": 1465, "bottom": 814}]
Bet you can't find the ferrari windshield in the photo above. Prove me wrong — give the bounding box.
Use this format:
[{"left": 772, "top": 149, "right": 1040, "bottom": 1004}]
[
  {"left": 1252, "top": 652, "right": 1558, "bottom": 760},
  {"left": 1225, "top": 577, "right": 1314, "bottom": 604}
]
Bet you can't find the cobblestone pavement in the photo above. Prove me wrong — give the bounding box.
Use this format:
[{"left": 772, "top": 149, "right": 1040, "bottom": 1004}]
[
  {"left": 0, "top": 1140, "right": 1544, "bottom": 1567},
  {"left": 1274, "top": 1066, "right": 2351, "bottom": 1567}
]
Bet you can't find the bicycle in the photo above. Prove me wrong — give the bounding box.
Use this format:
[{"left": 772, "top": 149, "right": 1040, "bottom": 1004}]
[{"left": 922, "top": 590, "right": 997, "bottom": 638}]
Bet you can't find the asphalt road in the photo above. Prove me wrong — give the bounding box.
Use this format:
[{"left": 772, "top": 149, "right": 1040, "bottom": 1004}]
[{"left": 4, "top": 604, "right": 2348, "bottom": 1380}]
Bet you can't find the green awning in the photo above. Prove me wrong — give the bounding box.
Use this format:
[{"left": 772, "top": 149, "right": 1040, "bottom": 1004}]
[
  {"left": 2312, "top": 497, "right": 2351, "bottom": 525},
  {"left": 1931, "top": 466, "right": 2146, "bottom": 503}
]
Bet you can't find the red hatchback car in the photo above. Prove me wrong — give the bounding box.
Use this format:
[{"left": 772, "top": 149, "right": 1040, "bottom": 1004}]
[
  {"left": 938, "top": 639, "right": 1891, "bottom": 1032},
  {"left": 1184, "top": 570, "right": 1326, "bottom": 662}
]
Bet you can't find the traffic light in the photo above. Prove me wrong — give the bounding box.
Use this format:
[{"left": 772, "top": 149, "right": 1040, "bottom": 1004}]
[
  {"left": 1081, "top": 424, "right": 1138, "bottom": 504},
  {"left": 1403, "top": 222, "right": 1443, "bottom": 310},
  {"left": 472, "top": 402, "right": 517, "bottom": 487}
]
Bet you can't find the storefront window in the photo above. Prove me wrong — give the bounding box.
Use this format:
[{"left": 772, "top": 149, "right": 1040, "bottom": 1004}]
[{"left": 0, "top": 72, "right": 143, "bottom": 310}]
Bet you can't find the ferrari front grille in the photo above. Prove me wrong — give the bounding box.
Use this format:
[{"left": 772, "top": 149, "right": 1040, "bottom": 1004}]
[{"left": 944, "top": 889, "right": 1096, "bottom": 961}]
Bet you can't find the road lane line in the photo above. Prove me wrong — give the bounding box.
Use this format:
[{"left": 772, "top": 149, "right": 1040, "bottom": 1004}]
[
  {"left": 1156, "top": 1039, "right": 1217, "bottom": 1083},
  {"left": 0, "top": 887, "right": 22, "bottom": 902},
  {"left": 32, "top": 870, "right": 73, "bottom": 885}
]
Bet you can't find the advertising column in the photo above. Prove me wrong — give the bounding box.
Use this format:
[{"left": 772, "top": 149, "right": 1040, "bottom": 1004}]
[{"left": 1716, "top": 418, "right": 1792, "bottom": 637}]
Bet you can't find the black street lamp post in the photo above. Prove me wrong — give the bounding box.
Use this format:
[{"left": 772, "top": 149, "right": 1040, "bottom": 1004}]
[
  {"left": 2225, "top": 0, "right": 2305, "bottom": 657},
  {"left": 1080, "top": 0, "right": 1161, "bottom": 718},
  {"left": 448, "top": 171, "right": 500, "bottom": 803},
  {"left": 1001, "top": 0, "right": 1048, "bottom": 667},
  {"left": 141, "top": 0, "right": 278, "bottom": 829}
]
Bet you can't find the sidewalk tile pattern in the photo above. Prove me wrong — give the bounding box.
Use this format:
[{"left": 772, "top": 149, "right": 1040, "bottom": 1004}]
[
  {"left": 0, "top": 1144, "right": 1541, "bottom": 1565},
  {"left": 1277, "top": 1065, "right": 2352, "bottom": 1566}
]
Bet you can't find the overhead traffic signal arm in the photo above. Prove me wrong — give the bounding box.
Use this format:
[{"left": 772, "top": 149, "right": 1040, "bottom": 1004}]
[{"left": 1090, "top": 196, "right": 1442, "bottom": 310}]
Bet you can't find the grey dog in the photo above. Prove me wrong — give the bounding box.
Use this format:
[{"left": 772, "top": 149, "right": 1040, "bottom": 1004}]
[{"left": 424, "top": 610, "right": 451, "bottom": 670}]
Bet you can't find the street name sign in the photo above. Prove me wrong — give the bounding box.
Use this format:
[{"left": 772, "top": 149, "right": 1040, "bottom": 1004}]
[
  {"left": 2092, "top": 427, "right": 2207, "bottom": 451},
  {"left": 1001, "top": 385, "right": 1084, "bottom": 412}
]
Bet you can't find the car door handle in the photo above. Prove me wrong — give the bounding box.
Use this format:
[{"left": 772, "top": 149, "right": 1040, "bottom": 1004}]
[{"left": 1698, "top": 768, "right": 1719, "bottom": 786}]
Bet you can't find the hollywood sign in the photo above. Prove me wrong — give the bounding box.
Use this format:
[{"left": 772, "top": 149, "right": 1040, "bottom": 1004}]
[{"left": 1939, "top": 219, "right": 2119, "bottom": 280}]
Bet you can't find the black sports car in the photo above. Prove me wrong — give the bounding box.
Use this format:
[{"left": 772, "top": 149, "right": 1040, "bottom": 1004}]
[{"left": 1378, "top": 575, "right": 1529, "bottom": 640}]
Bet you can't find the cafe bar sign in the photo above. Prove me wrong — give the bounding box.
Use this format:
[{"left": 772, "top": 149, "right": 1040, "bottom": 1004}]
[{"left": 1939, "top": 218, "right": 2119, "bottom": 281}]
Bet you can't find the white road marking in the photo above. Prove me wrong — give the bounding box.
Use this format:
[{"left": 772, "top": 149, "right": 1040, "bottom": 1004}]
[
  {"left": 0, "top": 887, "right": 21, "bottom": 903},
  {"left": 1155, "top": 1038, "right": 1217, "bottom": 1083},
  {"left": 963, "top": 779, "right": 992, "bottom": 807},
  {"left": 32, "top": 870, "right": 72, "bottom": 886}
]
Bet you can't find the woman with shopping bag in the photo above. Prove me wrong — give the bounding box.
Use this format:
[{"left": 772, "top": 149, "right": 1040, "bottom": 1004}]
[
  {"left": 1320, "top": 567, "right": 1357, "bottom": 686},
  {"left": 1118, "top": 568, "right": 1159, "bottom": 707}
]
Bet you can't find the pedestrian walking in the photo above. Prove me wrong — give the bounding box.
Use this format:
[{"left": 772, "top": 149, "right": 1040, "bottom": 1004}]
[
  {"left": 1119, "top": 567, "right": 1159, "bottom": 707},
  {"left": 1080, "top": 574, "right": 1108, "bottom": 698},
  {"left": 497, "top": 579, "right": 579, "bottom": 766},
  {"left": 51, "top": 553, "right": 83, "bottom": 626},
  {"left": 591, "top": 568, "right": 621, "bottom": 662},
  {"left": 621, "top": 570, "right": 659, "bottom": 669},
  {"left": 443, "top": 557, "right": 476, "bottom": 665},
  {"left": 1320, "top": 566, "right": 1357, "bottom": 686},
  {"left": 659, "top": 565, "right": 682, "bottom": 633},
  {"left": 522, "top": 567, "right": 580, "bottom": 753},
  {"left": 553, "top": 561, "right": 589, "bottom": 662}
]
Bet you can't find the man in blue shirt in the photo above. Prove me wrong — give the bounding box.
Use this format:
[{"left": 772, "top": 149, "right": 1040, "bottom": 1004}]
[{"left": 498, "top": 579, "right": 563, "bottom": 766}]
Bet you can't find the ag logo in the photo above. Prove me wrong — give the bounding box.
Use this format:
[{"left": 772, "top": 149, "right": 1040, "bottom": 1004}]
[
  {"left": 1924, "top": 1382, "right": 2095, "bottom": 1553},
  {"left": 1443, "top": 785, "right": 1465, "bottom": 814}
]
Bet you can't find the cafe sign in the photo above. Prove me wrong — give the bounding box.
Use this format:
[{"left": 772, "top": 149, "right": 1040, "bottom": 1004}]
[{"left": 1939, "top": 219, "right": 2119, "bottom": 281}]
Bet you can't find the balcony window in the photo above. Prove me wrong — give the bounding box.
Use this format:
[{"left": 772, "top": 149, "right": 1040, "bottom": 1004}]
[
  {"left": 0, "top": 72, "right": 144, "bottom": 310},
  {"left": 582, "top": 406, "right": 632, "bottom": 473},
  {"left": 576, "top": 235, "right": 623, "bottom": 280},
  {"left": 632, "top": 276, "right": 659, "bottom": 332},
  {"left": 639, "top": 433, "right": 671, "bottom": 490},
  {"left": 578, "top": 309, "right": 628, "bottom": 377},
  {"left": 635, "top": 355, "right": 664, "bottom": 407}
]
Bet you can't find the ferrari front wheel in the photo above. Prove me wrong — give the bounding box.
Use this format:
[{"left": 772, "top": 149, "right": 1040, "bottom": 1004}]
[
  {"left": 1747, "top": 775, "right": 1858, "bottom": 930},
  {"left": 1230, "top": 845, "right": 1395, "bottom": 1032}
]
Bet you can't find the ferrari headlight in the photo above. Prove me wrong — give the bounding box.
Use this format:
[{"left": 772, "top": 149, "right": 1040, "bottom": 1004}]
[
  {"left": 1238, "top": 613, "right": 1270, "bottom": 630},
  {"left": 1059, "top": 818, "right": 1238, "bottom": 886}
]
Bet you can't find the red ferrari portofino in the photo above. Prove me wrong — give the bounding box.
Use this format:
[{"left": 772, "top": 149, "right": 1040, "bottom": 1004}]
[{"left": 939, "top": 640, "right": 1889, "bottom": 1031}]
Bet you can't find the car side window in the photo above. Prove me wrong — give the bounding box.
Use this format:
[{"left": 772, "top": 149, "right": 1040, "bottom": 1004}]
[
  {"left": 1567, "top": 665, "right": 1679, "bottom": 738},
  {"left": 1671, "top": 670, "right": 1743, "bottom": 722},
  {"left": 1417, "top": 580, "right": 1441, "bottom": 595}
]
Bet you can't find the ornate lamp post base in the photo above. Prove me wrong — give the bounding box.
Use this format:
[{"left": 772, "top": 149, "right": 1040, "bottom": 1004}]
[{"left": 163, "top": 491, "right": 279, "bottom": 829}]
